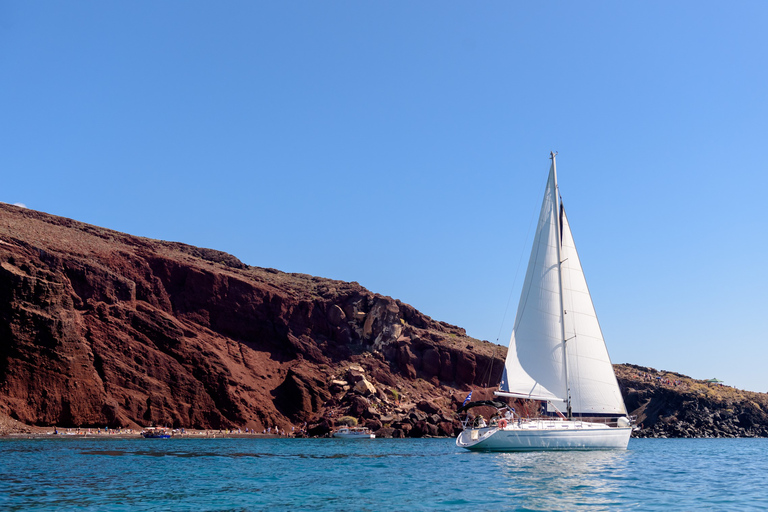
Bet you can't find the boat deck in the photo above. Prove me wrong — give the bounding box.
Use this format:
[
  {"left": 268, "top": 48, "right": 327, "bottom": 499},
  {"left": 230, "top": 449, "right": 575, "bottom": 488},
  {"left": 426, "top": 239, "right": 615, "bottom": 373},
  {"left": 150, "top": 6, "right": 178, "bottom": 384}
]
[{"left": 457, "top": 419, "right": 632, "bottom": 451}]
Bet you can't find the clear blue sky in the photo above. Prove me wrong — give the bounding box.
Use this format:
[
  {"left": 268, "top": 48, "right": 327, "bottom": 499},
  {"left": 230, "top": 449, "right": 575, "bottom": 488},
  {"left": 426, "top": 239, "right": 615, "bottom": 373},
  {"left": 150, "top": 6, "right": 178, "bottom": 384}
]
[{"left": 2, "top": 2, "right": 767, "bottom": 392}]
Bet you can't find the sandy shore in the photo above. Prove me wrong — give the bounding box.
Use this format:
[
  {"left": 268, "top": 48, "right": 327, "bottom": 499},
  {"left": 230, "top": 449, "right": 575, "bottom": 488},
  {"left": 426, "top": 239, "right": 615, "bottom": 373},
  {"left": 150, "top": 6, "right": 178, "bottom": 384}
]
[
  {"left": 0, "top": 413, "right": 301, "bottom": 439},
  {"left": 3, "top": 430, "right": 293, "bottom": 439}
]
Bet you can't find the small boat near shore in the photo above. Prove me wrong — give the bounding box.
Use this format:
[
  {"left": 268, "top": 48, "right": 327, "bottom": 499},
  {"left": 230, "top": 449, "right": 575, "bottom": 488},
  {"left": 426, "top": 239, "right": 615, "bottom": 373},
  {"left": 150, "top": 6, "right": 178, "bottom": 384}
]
[
  {"left": 141, "top": 427, "right": 172, "bottom": 439},
  {"left": 332, "top": 427, "right": 375, "bottom": 439}
]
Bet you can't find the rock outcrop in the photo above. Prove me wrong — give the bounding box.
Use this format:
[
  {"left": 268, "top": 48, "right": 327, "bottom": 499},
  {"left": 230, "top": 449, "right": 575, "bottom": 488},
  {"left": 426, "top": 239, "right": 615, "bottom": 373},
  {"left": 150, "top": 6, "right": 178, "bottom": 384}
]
[
  {"left": 617, "top": 364, "right": 768, "bottom": 438},
  {"left": 0, "top": 203, "right": 504, "bottom": 436}
]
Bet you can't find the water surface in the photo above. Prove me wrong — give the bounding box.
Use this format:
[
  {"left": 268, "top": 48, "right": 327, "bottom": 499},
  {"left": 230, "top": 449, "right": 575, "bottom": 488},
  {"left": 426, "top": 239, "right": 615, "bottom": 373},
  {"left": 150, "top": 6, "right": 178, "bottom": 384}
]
[{"left": 1, "top": 437, "right": 765, "bottom": 511}]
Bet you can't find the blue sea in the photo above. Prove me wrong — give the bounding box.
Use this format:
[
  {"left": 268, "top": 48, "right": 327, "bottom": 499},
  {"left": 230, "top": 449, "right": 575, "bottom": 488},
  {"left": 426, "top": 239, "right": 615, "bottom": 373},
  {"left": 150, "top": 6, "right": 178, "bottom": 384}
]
[{"left": 1, "top": 437, "right": 766, "bottom": 511}]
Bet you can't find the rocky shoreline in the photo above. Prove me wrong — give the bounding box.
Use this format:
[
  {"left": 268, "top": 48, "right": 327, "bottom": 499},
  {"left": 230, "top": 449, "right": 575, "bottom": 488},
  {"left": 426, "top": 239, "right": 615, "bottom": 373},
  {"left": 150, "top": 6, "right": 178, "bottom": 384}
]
[
  {"left": 1, "top": 203, "right": 767, "bottom": 440},
  {"left": 4, "top": 361, "right": 768, "bottom": 439},
  {"left": 617, "top": 364, "right": 768, "bottom": 438}
]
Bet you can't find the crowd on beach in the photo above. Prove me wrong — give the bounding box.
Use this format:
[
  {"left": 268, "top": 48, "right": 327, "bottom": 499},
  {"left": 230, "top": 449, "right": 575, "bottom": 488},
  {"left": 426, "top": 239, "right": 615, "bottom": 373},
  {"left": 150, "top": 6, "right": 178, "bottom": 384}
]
[
  {"left": 48, "top": 423, "right": 310, "bottom": 437},
  {"left": 635, "top": 372, "right": 687, "bottom": 389},
  {"left": 53, "top": 427, "right": 137, "bottom": 436}
]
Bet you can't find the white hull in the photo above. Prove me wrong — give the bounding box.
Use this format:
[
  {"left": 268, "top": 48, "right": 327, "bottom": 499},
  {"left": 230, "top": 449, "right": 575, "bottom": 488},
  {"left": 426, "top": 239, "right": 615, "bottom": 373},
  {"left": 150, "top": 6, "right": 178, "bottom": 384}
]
[
  {"left": 456, "top": 420, "right": 631, "bottom": 452},
  {"left": 332, "top": 428, "right": 375, "bottom": 439},
  {"left": 332, "top": 432, "right": 375, "bottom": 439}
]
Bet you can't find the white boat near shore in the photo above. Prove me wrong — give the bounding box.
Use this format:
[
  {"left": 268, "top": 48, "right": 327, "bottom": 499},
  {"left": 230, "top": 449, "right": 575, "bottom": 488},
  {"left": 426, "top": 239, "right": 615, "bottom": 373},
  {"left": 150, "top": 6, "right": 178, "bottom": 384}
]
[
  {"left": 456, "top": 153, "right": 632, "bottom": 451},
  {"left": 332, "top": 427, "right": 375, "bottom": 439}
]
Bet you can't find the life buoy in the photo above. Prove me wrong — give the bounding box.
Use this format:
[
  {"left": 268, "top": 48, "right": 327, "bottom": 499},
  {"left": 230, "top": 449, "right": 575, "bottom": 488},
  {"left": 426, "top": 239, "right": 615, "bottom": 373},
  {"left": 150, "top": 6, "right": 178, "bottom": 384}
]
[{"left": 498, "top": 419, "right": 508, "bottom": 429}]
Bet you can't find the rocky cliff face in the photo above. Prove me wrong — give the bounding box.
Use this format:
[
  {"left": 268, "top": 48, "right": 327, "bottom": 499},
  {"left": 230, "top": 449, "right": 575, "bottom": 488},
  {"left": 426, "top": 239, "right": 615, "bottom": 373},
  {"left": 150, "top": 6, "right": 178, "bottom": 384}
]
[
  {"left": 616, "top": 364, "right": 768, "bottom": 438},
  {"left": 2, "top": 204, "right": 767, "bottom": 438},
  {"left": 0, "top": 203, "right": 504, "bottom": 436}
]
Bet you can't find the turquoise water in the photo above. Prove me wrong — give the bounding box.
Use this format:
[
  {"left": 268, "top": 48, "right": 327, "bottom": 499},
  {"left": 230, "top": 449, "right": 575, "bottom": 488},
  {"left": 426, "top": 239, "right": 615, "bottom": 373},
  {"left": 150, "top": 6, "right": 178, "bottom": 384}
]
[{"left": 1, "top": 437, "right": 766, "bottom": 511}]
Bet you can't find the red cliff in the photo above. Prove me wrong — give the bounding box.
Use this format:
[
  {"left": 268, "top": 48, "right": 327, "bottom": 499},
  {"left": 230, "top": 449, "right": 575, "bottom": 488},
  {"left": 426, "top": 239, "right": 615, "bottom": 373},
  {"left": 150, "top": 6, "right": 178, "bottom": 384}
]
[{"left": 0, "top": 203, "right": 504, "bottom": 436}]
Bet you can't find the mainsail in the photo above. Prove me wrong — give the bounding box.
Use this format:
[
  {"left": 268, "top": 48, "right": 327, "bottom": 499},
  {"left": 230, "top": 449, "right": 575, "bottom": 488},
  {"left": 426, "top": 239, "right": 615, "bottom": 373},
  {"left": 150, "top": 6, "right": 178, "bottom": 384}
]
[{"left": 499, "top": 156, "right": 625, "bottom": 415}]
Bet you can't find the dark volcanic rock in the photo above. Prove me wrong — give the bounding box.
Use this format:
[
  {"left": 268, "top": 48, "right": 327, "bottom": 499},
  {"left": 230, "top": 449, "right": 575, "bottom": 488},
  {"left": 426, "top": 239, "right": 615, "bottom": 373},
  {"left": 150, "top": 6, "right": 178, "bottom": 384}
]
[
  {"left": 374, "top": 426, "right": 396, "bottom": 438},
  {"left": 416, "top": 400, "right": 441, "bottom": 415},
  {"left": 616, "top": 364, "right": 768, "bottom": 438}
]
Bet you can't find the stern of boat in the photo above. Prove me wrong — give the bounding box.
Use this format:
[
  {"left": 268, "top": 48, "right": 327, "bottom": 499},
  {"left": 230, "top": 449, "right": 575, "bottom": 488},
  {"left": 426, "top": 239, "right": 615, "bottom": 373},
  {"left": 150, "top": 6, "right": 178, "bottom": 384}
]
[{"left": 456, "top": 427, "right": 498, "bottom": 450}]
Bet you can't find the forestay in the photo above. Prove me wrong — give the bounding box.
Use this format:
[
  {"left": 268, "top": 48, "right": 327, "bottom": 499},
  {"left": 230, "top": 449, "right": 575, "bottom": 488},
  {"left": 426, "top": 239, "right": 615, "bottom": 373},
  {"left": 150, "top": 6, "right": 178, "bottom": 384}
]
[
  {"left": 499, "top": 162, "right": 566, "bottom": 403},
  {"left": 499, "top": 159, "right": 625, "bottom": 415}
]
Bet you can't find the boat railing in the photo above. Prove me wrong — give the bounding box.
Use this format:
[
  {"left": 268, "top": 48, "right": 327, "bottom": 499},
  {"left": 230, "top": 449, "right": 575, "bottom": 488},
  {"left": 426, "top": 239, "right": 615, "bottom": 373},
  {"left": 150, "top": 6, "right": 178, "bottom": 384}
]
[
  {"left": 461, "top": 414, "right": 637, "bottom": 429},
  {"left": 574, "top": 416, "right": 619, "bottom": 427}
]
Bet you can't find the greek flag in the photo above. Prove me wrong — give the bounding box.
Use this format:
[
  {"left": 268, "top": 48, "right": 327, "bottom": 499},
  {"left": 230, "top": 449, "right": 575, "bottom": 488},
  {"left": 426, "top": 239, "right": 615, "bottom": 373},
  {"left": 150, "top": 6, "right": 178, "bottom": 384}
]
[{"left": 462, "top": 391, "right": 473, "bottom": 407}]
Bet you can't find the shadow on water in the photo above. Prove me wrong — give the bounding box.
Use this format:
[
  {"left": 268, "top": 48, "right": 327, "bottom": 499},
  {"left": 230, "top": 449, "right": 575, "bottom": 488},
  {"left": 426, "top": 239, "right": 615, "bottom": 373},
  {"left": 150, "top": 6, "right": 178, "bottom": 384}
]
[{"left": 79, "top": 449, "right": 423, "bottom": 460}]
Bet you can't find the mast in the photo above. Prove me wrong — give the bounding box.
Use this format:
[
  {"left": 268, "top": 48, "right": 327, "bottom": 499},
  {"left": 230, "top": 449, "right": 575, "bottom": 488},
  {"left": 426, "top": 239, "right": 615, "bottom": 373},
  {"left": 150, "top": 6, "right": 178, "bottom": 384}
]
[{"left": 551, "top": 151, "right": 572, "bottom": 419}]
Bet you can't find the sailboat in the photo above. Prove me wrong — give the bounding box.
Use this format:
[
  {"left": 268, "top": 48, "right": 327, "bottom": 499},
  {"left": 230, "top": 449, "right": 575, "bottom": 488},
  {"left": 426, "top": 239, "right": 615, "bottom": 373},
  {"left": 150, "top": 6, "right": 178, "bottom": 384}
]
[{"left": 456, "top": 153, "right": 633, "bottom": 451}]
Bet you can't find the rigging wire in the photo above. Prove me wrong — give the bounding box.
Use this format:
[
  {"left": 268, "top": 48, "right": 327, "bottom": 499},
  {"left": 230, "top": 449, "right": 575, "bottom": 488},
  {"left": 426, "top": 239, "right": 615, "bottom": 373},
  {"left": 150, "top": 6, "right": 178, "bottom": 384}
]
[
  {"left": 493, "top": 170, "right": 550, "bottom": 346},
  {"left": 482, "top": 170, "right": 550, "bottom": 390}
]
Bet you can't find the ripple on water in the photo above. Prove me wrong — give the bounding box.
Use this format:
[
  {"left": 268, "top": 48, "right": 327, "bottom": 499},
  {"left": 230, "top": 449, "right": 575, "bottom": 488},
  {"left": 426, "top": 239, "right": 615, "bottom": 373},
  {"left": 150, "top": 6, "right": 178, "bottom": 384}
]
[{"left": 1, "top": 437, "right": 768, "bottom": 511}]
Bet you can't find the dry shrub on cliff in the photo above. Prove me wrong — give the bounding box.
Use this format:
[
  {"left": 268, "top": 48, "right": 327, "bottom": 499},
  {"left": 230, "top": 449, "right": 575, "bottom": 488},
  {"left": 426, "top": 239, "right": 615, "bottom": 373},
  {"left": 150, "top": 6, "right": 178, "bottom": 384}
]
[{"left": 337, "top": 416, "right": 358, "bottom": 426}]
